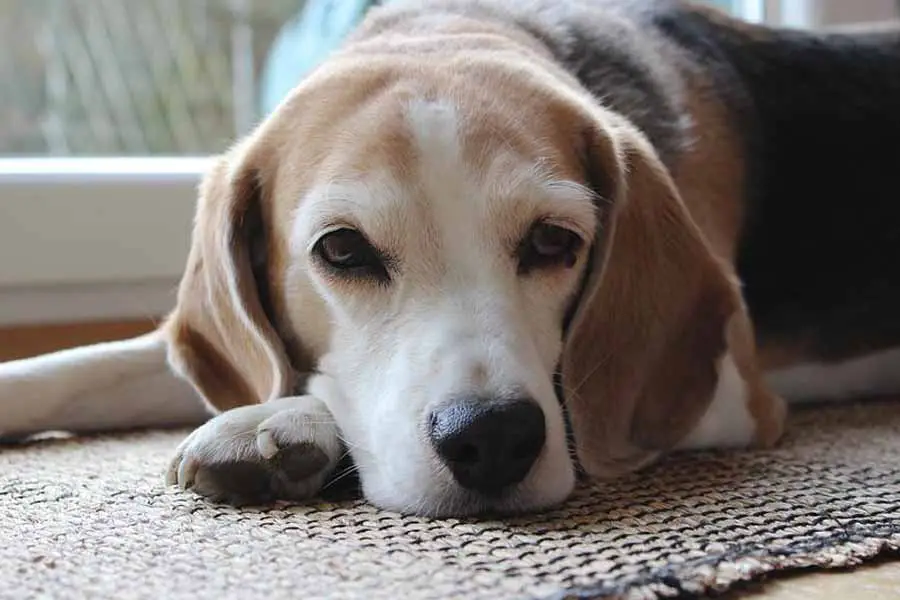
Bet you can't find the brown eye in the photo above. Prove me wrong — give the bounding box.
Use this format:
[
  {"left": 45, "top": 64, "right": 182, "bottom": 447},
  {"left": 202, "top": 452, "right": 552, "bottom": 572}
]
[
  {"left": 314, "top": 228, "right": 389, "bottom": 281},
  {"left": 518, "top": 222, "right": 582, "bottom": 274}
]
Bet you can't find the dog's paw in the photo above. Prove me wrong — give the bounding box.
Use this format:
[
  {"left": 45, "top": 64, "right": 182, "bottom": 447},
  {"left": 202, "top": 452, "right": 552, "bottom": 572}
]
[{"left": 165, "top": 396, "right": 341, "bottom": 506}]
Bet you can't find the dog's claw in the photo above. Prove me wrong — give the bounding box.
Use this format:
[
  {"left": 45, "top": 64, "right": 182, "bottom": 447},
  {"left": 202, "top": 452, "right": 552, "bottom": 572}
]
[
  {"left": 177, "top": 456, "right": 199, "bottom": 489},
  {"left": 255, "top": 429, "right": 280, "bottom": 460}
]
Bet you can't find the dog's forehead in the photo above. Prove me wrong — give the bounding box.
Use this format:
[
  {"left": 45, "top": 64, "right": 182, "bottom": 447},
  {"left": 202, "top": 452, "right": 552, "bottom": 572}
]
[
  {"left": 267, "top": 55, "right": 589, "bottom": 178},
  {"left": 291, "top": 92, "right": 597, "bottom": 249},
  {"left": 319, "top": 90, "right": 579, "bottom": 184}
]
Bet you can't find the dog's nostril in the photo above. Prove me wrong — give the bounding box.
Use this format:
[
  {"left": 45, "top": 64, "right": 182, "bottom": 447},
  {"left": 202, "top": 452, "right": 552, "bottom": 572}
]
[{"left": 428, "top": 397, "right": 546, "bottom": 495}]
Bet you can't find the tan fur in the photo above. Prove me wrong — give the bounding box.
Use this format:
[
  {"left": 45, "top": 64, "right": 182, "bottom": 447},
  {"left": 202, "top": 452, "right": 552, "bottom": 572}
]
[
  {"left": 670, "top": 73, "right": 747, "bottom": 262},
  {"left": 670, "top": 71, "right": 787, "bottom": 448}
]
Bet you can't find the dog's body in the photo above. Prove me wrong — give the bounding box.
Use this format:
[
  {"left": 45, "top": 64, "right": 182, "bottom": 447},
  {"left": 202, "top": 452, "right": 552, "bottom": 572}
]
[{"left": 2, "top": 0, "right": 899, "bottom": 516}]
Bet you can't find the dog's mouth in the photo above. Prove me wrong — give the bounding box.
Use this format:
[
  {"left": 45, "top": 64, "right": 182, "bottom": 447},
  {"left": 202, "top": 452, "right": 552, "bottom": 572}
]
[
  {"left": 318, "top": 470, "right": 539, "bottom": 518},
  {"left": 318, "top": 459, "right": 557, "bottom": 517},
  {"left": 318, "top": 443, "right": 577, "bottom": 518}
]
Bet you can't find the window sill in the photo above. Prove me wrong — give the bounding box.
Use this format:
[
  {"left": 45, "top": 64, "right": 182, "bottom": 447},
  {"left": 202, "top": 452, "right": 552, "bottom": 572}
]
[{"left": 0, "top": 158, "right": 208, "bottom": 325}]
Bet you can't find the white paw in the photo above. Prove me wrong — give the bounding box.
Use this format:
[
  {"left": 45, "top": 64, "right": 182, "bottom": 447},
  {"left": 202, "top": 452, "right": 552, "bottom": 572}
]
[{"left": 165, "top": 396, "right": 341, "bottom": 505}]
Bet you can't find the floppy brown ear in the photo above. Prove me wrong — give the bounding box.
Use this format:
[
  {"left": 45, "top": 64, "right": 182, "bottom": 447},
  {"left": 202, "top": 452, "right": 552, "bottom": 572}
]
[
  {"left": 561, "top": 119, "right": 743, "bottom": 477},
  {"left": 162, "top": 146, "right": 296, "bottom": 412}
]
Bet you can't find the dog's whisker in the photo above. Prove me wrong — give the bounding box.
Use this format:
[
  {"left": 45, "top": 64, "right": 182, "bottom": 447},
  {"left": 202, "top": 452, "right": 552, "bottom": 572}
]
[
  {"left": 335, "top": 447, "right": 355, "bottom": 463},
  {"left": 293, "top": 418, "right": 337, "bottom": 426},
  {"left": 336, "top": 434, "right": 373, "bottom": 458},
  {"left": 569, "top": 352, "right": 614, "bottom": 398},
  {"left": 552, "top": 370, "right": 580, "bottom": 399},
  {"left": 322, "top": 464, "right": 360, "bottom": 491}
]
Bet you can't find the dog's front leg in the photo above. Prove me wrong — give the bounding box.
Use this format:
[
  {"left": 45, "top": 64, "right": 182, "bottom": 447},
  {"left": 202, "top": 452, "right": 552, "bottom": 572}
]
[{"left": 166, "top": 395, "right": 342, "bottom": 505}]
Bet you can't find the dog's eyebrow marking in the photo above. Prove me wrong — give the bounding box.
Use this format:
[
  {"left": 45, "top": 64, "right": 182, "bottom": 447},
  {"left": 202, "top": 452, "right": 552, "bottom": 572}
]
[
  {"left": 291, "top": 181, "right": 370, "bottom": 254},
  {"left": 291, "top": 177, "right": 410, "bottom": 253},
  {"left": 481, "top": 158, "right": 600, "bottom": 240},
  {"left": 506, "top": 172, "right": 599, "bottom": 229}
]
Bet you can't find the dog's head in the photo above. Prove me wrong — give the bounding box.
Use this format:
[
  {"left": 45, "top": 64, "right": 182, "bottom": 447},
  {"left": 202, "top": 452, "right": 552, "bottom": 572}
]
[{"left": 163, "top": 12, "right": 750, "bottom": 515}]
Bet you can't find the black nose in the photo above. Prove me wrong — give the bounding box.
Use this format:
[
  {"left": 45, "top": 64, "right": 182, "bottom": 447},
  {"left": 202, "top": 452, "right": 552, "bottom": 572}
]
[{"left": 428, "top": 397, "right": 546, "bottom": 494}]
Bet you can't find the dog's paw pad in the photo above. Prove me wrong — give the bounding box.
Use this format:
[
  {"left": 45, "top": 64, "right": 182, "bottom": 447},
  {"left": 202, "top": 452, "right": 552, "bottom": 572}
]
[
  {"left": 272, "top": 442, "right": 330, "bottom": 480},
  {"left": 166, "top": 397, "right": 341, "bottom": 506},
  {"left": 192, "top": 460, "right": 276, "bottom": 506}
]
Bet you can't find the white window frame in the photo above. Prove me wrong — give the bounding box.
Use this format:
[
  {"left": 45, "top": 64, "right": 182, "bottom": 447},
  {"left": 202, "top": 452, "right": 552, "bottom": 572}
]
[
  {"left": 0, "top": 0, "right": 855, "bottom": 325},
  {"left": 0, "top": 158, "right": 206, "bottom": 325}
]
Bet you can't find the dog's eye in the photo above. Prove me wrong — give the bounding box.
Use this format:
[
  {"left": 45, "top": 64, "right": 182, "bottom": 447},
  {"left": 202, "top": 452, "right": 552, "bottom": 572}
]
[
  {"left": 518, "top": 222, "right": 582, "bottom": 274},
  {"left": 314, "top": 228, "right": 389, "bottom": 281}
]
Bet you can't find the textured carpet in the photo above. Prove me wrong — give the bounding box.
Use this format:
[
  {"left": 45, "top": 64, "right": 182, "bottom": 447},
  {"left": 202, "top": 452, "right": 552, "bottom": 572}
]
[{"left": 2, "top": 401, "right": 899, "bottom": 600}]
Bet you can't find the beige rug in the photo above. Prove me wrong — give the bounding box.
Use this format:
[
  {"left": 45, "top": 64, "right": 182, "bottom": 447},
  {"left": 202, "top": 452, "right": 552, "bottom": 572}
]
[{"left": 2, "top": 401, "right": 899, "bottom": 600}]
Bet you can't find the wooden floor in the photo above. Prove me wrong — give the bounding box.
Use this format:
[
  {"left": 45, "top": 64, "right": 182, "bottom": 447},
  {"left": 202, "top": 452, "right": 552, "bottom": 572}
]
[
  {"left": 1, "top": 319, "right": 897, "bottom": 598},
  {"left": 732, "top": 560, "right": 900, "bottom": 599},
  {"left": 0, "top": 319, "right": 157, "bottom": 362}
]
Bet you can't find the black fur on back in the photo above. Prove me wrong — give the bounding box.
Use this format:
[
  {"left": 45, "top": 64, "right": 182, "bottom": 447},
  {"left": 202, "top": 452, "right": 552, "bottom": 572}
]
[
  {"left": 510, "top": 0, "right": 900, "bottom": 360},
  {"left": 650, "top": 5, "right": 900, "bottom": 359}
]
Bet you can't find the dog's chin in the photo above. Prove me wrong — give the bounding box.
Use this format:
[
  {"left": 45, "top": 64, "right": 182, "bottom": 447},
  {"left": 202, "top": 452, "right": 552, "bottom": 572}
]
[{"left": 359, "top": 457, "right": 578, "bottom": 518}]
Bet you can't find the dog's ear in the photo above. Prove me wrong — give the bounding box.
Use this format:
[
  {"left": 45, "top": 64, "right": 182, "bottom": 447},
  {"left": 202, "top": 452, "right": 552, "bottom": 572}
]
[
  {"left": 561, "top": 117, "right": 743, "bottom": 477},
  {"left": 163, "top": 143, "right": 297, "bottom": 412}
]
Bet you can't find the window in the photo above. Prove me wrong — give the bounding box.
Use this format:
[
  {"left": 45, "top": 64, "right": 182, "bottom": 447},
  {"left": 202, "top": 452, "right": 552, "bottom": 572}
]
[
  {"left": 791, "top": 0, "right": 898, "bottom": 30},
  {"left": 1, "top": 0, "right": 861, "bottom": 325},
  {"left": 0, "top": 1, "right": 383, "bottom": 158}
]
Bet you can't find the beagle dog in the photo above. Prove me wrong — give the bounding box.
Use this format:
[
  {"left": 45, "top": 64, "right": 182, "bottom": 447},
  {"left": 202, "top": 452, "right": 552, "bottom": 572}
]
[{"left": 2, "top": 0, "right": 900, "bottom": 517}]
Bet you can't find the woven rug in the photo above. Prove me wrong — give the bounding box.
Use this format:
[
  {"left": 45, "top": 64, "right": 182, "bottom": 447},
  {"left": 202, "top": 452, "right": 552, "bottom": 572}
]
[{"left": 2, "top": 401, "right": 899, "bottom": 600}]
